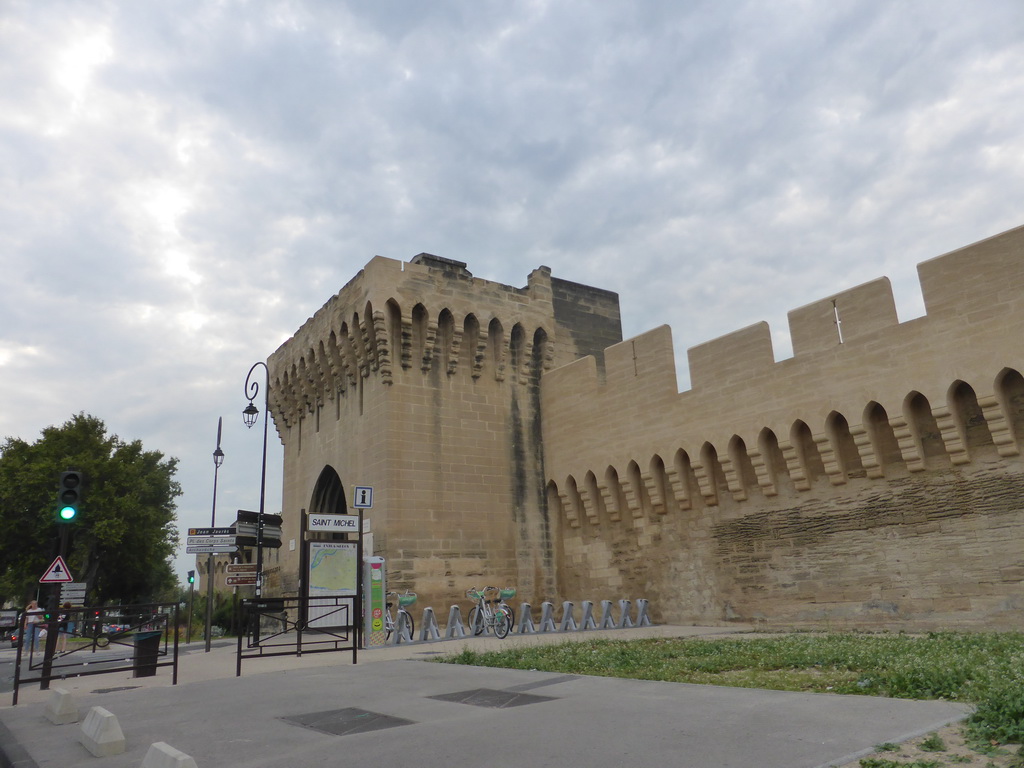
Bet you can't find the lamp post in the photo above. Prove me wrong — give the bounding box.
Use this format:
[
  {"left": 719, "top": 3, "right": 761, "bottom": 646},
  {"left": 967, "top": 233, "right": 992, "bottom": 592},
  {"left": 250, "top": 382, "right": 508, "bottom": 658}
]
[
  {"left": 242, "top": 362, "right": 269, "bottom": 600},
  {"left": 205, "top": 417, "right": 224, "bottom": 653}
]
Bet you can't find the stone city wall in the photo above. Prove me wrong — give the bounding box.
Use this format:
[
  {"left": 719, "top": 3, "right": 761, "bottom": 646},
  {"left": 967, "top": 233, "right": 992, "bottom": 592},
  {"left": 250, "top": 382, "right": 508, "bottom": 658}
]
[{"left": 542, "top": 224, "right": 1024, "bottom": 629}]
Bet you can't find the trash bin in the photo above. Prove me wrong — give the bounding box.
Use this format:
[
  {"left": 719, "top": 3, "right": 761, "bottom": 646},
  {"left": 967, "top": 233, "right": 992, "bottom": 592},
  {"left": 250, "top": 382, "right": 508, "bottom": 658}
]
[{"left": 133, "top": 631, "right": 162, "bottom": 678}]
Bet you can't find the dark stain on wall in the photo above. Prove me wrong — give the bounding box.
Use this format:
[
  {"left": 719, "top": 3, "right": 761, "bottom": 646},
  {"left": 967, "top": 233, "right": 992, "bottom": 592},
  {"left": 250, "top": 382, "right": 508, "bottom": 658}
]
[{"left": 550, "top": 277, "right": 623, "bottom": 373}]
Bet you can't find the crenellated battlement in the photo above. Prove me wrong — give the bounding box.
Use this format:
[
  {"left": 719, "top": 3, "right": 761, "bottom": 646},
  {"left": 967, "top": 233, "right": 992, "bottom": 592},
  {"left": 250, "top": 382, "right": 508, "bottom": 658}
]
[
  {"left": 267, "top": 253, "right": 621, "bottom": 433},
  {"left": 547, "top": 223, "right": 1024, "bottom": 410}
]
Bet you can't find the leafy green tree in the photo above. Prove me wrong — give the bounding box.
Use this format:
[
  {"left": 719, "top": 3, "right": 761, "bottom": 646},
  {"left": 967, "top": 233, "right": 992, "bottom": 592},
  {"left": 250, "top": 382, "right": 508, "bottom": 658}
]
[{"left": 0, "top": 414, "right": 181, "bottom": 605}]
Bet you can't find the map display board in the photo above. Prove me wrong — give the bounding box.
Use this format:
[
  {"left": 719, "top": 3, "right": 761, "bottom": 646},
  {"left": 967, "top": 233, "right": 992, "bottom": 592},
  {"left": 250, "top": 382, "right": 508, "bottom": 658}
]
[{"left": 308, "top": 541, "right": 358, "bottom": 628}]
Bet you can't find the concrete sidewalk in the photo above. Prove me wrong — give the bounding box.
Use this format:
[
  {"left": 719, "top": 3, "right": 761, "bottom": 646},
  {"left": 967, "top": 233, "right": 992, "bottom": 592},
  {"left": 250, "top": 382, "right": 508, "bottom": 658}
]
[{"left": 0, "top": 625, "right": 969, "bottom": 768}]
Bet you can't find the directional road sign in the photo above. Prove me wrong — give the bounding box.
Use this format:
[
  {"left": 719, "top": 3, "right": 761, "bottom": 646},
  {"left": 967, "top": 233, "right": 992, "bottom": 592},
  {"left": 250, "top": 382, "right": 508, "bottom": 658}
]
[
  {"left": 186, "top": 545, "right": 239, "bottom": 554},
  {"left": 186, "top": 536, "right": 237, "bottom": 548},
  {"left": 225, "top": 575, "right": 257, "bottom": 586},
  {"left": 60, "top": 581, "right": 87, "bottom": 601},
  {"left": 226, "top": 563, "right": 257, "bottom": 574},
  {"left": 188, "top": 527, "right": 233, "bottom": 537}
]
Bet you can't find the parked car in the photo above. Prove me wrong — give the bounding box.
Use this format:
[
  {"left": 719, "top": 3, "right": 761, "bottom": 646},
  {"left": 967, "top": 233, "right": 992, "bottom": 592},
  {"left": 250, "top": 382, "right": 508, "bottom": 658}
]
[{"left": 8, "top": 628, "right": 22, "bottom": 648}]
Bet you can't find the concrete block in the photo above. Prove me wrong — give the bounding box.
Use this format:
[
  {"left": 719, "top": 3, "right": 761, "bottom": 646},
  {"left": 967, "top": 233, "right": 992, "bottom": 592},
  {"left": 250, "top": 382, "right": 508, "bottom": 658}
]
[
  {"left": 142, "top": 741, "right": 198, "bottom": 768},
  {"left": 44, "top": 686, "right": 78, "bottom": 725},
  {"left": 78, "top": 706, "right": 125, "bottom": 757}
]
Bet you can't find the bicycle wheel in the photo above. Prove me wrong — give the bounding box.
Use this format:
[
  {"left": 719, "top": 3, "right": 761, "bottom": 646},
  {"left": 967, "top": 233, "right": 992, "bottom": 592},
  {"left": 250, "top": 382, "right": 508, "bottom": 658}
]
[
  {"left": 399, "top": 610, "right": 415, "bottom": 639},
  {"left": 467, "top": 607, "right": 483, "bottom": 636},
  {"left": 494, "top": 610, "right": 510, "bottom": 639},
  {"left": 498, "top": 603, "right": 515, "bottom": 629}
]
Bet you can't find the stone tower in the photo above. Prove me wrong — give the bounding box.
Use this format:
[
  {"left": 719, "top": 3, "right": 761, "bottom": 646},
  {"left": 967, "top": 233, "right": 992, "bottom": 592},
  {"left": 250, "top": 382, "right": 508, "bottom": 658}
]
[{"left": 265, "top": 254, "right": 621, "bottom": 608}]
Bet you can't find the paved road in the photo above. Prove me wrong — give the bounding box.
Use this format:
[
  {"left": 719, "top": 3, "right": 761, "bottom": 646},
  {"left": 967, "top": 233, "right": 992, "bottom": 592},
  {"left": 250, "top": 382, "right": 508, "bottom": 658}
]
[{"left": 0, "top": 626, "right": 969, "bottom": 768}]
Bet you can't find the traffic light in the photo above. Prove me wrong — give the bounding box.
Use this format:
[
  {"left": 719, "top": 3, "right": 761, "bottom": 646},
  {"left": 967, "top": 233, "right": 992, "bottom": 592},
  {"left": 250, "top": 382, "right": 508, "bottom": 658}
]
[
  {"left": 57, "top": 471, "right": 83, "bottom": 522},
  {"left": 187, "top": 570, "right": 195, "bottom": 585}
]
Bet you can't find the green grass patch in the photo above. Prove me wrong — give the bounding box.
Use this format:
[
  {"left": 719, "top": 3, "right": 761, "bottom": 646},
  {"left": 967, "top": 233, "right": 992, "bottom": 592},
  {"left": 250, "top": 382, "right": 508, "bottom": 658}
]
[{"left": 438, "top": 632, "right": 1024, "bottom": 744}]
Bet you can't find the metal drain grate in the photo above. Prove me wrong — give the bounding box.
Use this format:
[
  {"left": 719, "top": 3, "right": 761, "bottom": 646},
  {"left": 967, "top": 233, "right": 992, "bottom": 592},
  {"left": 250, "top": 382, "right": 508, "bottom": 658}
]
[
  {"left": 428, "top": 687, "right": 556, "bottom": 708},
  {"left": 281, "top": 707, "right": 415, "bottom": 736}
]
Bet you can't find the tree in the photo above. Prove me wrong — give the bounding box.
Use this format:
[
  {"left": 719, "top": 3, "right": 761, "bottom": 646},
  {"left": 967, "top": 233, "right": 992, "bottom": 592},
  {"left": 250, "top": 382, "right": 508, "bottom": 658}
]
[{"left": 0, "top": 413, "right": 181, "bottom": 606}]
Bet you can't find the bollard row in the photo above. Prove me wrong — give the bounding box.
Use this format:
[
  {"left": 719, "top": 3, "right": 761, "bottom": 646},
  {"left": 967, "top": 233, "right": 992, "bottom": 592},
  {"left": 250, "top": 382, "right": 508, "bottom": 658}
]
[
  {"left": 44, "top": 687, "right": 198, "bottom": 766},
  {"left": 384, "top": 598, "right": 652, "bottom": 644}
]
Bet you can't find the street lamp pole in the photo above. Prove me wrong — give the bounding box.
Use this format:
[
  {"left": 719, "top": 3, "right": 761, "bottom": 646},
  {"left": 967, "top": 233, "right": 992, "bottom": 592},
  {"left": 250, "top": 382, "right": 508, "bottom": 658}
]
[
  {"left": 243, "top": 362, "right": 269, "bottom": 600},
  {"left": 205, "top": 417, "right": 224, "bottom": 653}
]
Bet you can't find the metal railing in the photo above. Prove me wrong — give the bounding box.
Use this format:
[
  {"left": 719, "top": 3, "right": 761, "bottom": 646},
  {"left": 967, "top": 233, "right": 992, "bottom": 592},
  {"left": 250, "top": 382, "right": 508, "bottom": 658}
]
[
  {"left": 11, "top": 602, "right": 179, "bottom": 705},
  {"left": 236, "top": 595, "right": 358, "bottom": 676}
]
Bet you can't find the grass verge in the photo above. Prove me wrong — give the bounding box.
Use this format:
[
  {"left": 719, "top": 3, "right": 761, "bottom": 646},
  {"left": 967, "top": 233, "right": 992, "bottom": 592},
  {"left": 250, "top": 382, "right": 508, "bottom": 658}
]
[{"left": 437, "top": 632, "right": 1024, "bottom": 746}]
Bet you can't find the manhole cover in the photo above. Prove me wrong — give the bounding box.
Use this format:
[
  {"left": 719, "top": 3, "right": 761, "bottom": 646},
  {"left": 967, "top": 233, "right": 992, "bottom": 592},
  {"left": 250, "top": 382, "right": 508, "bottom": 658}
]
[
  {"left": 428, "top": 688, "right": 556, "bottom": 708},
  {"left": 91, "top": 686, "right": 141, "bottom": 694},
  {"left": 281, "top": 707, "right": 414, "bottom": 736}
]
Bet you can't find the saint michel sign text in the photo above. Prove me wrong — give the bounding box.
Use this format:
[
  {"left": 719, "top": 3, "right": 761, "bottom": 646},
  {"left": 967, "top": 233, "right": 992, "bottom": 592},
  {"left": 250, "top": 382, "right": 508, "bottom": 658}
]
[{"left": 308, "top": 514, "right": 360, "bottom": 532}]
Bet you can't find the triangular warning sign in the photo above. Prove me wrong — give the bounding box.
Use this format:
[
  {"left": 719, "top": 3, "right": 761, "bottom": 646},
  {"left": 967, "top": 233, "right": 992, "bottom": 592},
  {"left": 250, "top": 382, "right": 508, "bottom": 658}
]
[{"left": 40, "top": 556, "right": 74, "bottom": 584}]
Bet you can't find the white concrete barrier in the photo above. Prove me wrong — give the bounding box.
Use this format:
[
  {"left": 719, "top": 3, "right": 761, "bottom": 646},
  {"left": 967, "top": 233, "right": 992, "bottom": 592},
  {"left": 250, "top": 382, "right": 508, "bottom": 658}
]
[
  {"left": 44, "top": 686, "right": 78, "bottom": 725},
  {"left": 78, "top": 706, "right": 125, "bottom": 757},
  {"left": 141, "top": 741, "right": 198, "bottom": 768}
]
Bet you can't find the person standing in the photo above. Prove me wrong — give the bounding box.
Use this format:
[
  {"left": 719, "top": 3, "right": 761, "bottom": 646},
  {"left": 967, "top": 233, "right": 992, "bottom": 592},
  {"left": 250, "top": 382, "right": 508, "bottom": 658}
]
[
  {"left": 24, "top": 600, "right": 44, "bottom": 653},
  {"left": 57, "top": 602, "right": 73, "bottom": 652}
]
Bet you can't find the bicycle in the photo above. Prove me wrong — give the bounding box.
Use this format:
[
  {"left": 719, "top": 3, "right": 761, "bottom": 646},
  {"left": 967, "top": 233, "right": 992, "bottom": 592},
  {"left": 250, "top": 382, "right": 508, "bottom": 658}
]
[
  {"left": 466, "top": 586, "right": 511, "bottom": 638},
  {"left": 384, "top": 591, "right": 416, "bottom": 641},
  {"left": 495, "top": 586, "right": 516, "bottom": 628}
]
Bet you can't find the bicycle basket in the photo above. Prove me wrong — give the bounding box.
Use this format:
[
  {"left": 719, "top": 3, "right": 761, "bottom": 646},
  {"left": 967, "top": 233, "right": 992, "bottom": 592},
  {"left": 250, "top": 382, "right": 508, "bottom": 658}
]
[
  {"left": 397, "top": 593, "right": 417, "bottom": 607},
  {"left": 498, "top": 587, "right": 516, "bottom": 600}
]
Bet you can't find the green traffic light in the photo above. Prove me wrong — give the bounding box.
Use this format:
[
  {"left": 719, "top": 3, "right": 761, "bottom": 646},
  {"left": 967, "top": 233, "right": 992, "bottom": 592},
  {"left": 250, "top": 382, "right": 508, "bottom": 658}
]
[{"left": 59, "top": 505, "right": 78, "bottom": 521}]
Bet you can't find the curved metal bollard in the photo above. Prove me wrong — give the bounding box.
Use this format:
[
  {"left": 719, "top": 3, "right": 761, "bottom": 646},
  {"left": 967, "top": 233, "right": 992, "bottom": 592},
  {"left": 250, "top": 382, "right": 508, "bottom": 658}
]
[
  {"left": 616, "top": 599, "right": 634, "bottom": 628},
  {"left": 599, "top": 599, "right": 617, "bottom": 629},
  {"left": 444, "top": 605, "right": 468, "bottom": 639},
  {"left": 558, "top": 601, "right": 577, "bottom": 631},
  {"left": 538, "top": 602, "right": 557, "bottom": 633},
  {"left": 420, "top": 607, "right": 442, "bottom": 641},
  {"left": 635, "top": 599, "right": 652, "bottom": 627},
  {"left": 579, "top": 600, "right": 598, "bottom": 630},
  {"left": 516, "top": 602, "right": 536, "bottom": 634}
]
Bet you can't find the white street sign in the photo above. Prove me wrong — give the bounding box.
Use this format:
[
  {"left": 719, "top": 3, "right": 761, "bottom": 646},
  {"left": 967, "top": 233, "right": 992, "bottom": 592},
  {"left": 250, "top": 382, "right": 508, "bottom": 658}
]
[
  {"left": 60, "top": 581, "right": 87, "bottom": 599},
  {"left": 308, "top": 514, "right": 360, "bottom": 532},
  {"left": 187, "top": 536, "right": 237, "bottom": 547},
  {"left": 186, "top": 545, "right": 239, "bottom": 554}
]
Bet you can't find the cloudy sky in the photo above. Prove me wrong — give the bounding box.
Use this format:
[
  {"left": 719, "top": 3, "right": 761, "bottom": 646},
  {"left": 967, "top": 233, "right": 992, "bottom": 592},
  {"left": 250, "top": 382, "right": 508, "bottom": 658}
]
[{"left": 2, "top": 1, "right": 1022, "bottom": 583}]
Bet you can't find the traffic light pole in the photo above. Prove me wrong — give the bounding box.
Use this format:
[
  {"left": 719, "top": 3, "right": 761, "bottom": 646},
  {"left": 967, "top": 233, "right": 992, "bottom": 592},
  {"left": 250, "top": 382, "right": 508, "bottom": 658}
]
[
  {"left": 187, "top": 577, "right": 195, "bottom": 644},
  {"left": 43, "top": 476, "right": 78, "bottom": 689}
]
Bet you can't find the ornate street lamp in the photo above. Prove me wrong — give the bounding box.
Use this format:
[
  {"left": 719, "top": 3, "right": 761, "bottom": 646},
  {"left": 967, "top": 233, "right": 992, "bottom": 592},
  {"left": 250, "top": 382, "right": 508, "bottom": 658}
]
[
  {"left": 205, "top": 418, "right": 224, "bottom": 652},
  {"left": 242, "top": 362, "right": 269, "bottom": 599}
]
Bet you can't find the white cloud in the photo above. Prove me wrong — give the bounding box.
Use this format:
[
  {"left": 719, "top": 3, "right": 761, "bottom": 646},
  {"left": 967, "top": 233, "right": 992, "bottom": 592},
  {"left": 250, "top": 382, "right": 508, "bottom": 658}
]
[{"left": 1, "top": 0, "right": 1022, "bottom": 581}]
